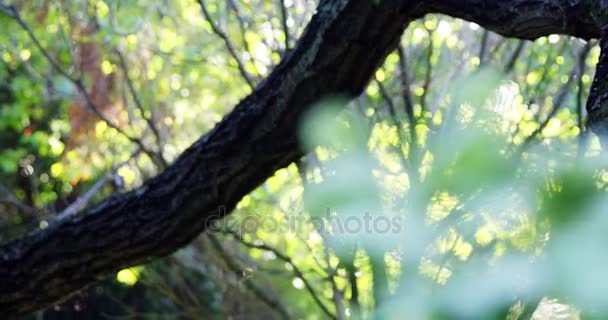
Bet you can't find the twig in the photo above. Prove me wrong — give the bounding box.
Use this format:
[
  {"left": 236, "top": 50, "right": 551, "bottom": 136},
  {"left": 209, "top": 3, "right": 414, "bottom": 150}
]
[
  {"left": 523, "top": 41, "right": 568, "bottom": 101},
  {"left": 0, "top": 185, "right": 41, "bottom": 219},
  {"left": 296, "top": 157, "right": 309, "bottom": 185},
  {"left": 0, "top": 4, "right": 71, "bottom": 82},
  {"left": 278, "top": 0, "right": 291, "bottom": 50},
  {"left": 54, "top": 148, "right": 141, "bottom": 222},
  {"left": 577, "top": 42, "right": 594, "bottom": 131},
  {"left": 396, "top": 45, "right": 420, "bottom": 183},
  {"left": 330, "top": 277, "right": 346, "bottom": 320},
  {"left": 207, "top": 233, "right": 291, "bottom": 319},
  {"left": 510, "top": 42, "right": 568, "bottom": 144},
  {"left": 346, "top": 262, "right": 360, "bottom": 315},
  {"left": 221, "top": 228, "right": 337, "bottom": 320},
  {"left": 114, "top": 49, "right": 166, "bottom": 167},
  {"left": 296, "top": 157, "right": 348, "bottom": 319},
  {"left": 576, "top": 41, "right": 594, "bottom": 158},
  {"left": 487, "top": 36, "right": 506, "bottom": 63},
  {"left": 478, "top": 29, "right": 489, "bottom": 66},
  {"left": 504, "top": 40, "right": 526, "bottom": 73},
  {"left": 374, "top": 76, "right": 414, "bottom": 173},
  {"left": 516, "top": 49, "right": 583, "bottom": 154},
  {"left": 196, "top": 0, "right": 256, "bottom": 90},
  {"left": 227, "top": 0, "right": 263, "bottom": 77},
  {"left": 397, "top": 45, "right": 416, "bottom": 126},
  {"left": 420, "top": 26, "right": 434, "bottom": 112}
]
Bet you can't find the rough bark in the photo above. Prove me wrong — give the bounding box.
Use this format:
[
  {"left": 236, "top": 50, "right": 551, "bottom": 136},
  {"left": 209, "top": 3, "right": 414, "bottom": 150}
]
[
  {"left": 425, "top": 0, "right": 601, "bottom": 40},
  {"left": 0, "top": 0, "right": 422, "bottom": 315},
  {"left": 587, "top": 26, "right": 608, "bottom": 143},
  {"left": 0, "top": 0, "right": 603, "bottom": 315}
]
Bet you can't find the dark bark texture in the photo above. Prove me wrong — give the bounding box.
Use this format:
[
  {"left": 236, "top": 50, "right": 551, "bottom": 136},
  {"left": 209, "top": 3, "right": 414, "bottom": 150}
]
[
  {"left": 425, "top": 0, "right": 601, "bottom": 40},
  {"left": 587, "top": 26, "right": 608, "bottom": 143},
  {"left": 0, "top": 0, "right": 604, "bottom": 315}
]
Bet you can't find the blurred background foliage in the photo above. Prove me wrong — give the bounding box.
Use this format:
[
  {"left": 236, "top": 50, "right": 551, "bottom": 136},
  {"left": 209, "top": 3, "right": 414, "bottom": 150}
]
[{"left": 0, "top": 0, "right": 605, "bottom": 319}]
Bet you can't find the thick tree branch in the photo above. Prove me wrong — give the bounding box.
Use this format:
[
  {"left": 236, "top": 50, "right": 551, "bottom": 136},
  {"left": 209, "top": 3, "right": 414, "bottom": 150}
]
[{"left": 0, "top": 0, "right": 422, "bottom": 314}]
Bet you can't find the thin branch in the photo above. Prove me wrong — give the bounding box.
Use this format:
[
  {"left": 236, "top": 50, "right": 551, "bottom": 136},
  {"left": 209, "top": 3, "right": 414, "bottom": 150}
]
[
  {"left": 478, "top": 29, "right": 489, "bottom": 66},
  {"left": 227, "top": 0, "right": 263, "bottom": 77},
  {"left": 577, "top": 42, "right": 593, "bottom": 131},
  {"left": 420, "top": 26, "right": 434, "bottom": 112},
  {"left": 510, "top": 42, "right": 568, "bottom": 143},
  {"left": 576, "top": 41, "right": 594, "bottom": 158},
  {"left": 374, "top": 77, "right": 400, "bottom": 125},
  {"left": 114, "top": 49, "right": 166, "bottom": 166},
  {"left": 207, "top": 233, "right": 291, "bottom": 319},
  {"left": 504, "top": 40, "right": 526, "bottom": 73},
  {"left": 0, "top": 3, "right": 163, "bottom": 168},
  {"left": 54, "top": 149, "right": 141, "bottom": 222},
  {"left": 296, "top": 157, "right": 309, "bottom": 185},
  {"left": 0, "top": 186, "right": 41, "bottom": 219},
  {"left": 374, "top": 76, "right": 414, "bottom": 173},
  {"left": 487, "top": 36, "right": 506, "bottom": 63},
  {"left": 278, "top": 0, "right": 291, "bottom": 51},
  {"left": 346, "top": 262, "right": 360, "bottom": 315},
  {"left": 221, "top": 228, "right": 337, "bottom": 320},
  {"left": 516, "top": 49, "right": 583, "bottom": 154},
  {"left": 196, "top": 0, "right": 256, "bottom": 90},
  {"left": 296, "top": 156, "right": 347, "bottom": 320},
  {"left": 523, "top": 41, "right": 568, "bottom": 101},
  {"left": 396, "top": 45, "right": 420, "bottom": 177},
  {"left": 397, "top": 45, "right": 416, "bottom": 126},
  {"left": 0, "top": 4, "right": 72, "bottom": 81},
  {"left": 330, "top": 278, "right": 346, "bottom": 320},
  {"left": 432, "top": 234, "right": 459, "bottom": 284}
]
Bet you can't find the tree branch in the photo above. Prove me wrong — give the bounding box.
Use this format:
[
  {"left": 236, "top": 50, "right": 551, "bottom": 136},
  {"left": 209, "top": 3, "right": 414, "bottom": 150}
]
[
  {"left": 516, "top": 48, "right": 583, "bottom": 153},
  {"left": 220, "top": 229, "right": 336, "bottom": 319},
  {"left": 227, "top": 0, "right": 265, "bottom": 78},
  {"left": 207, "top": 233, "right": 291, "bottom": 319},
  {"left": 197, "top": 0, "right": 257, "bottom": 90},
  {"left": 278, "top": 0, "right": 291, "bottom": 50},
  {"left": 0, "top": 186, "right": 41, "bottom": 219},
  {"left": 115, "top": 49, "right": 166, "bottom": 166},
  {"left": 424, "top": 0, "right": 600, "bottom": 40},
  {"left": 0, "top": 0, "right": 423, "bottom": 314},
  {"left": 0, "top": 3, "right": 164, "bottom": 169},
  {"left": 53, "top": 149, "right": 142, "bottom": 222}
]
